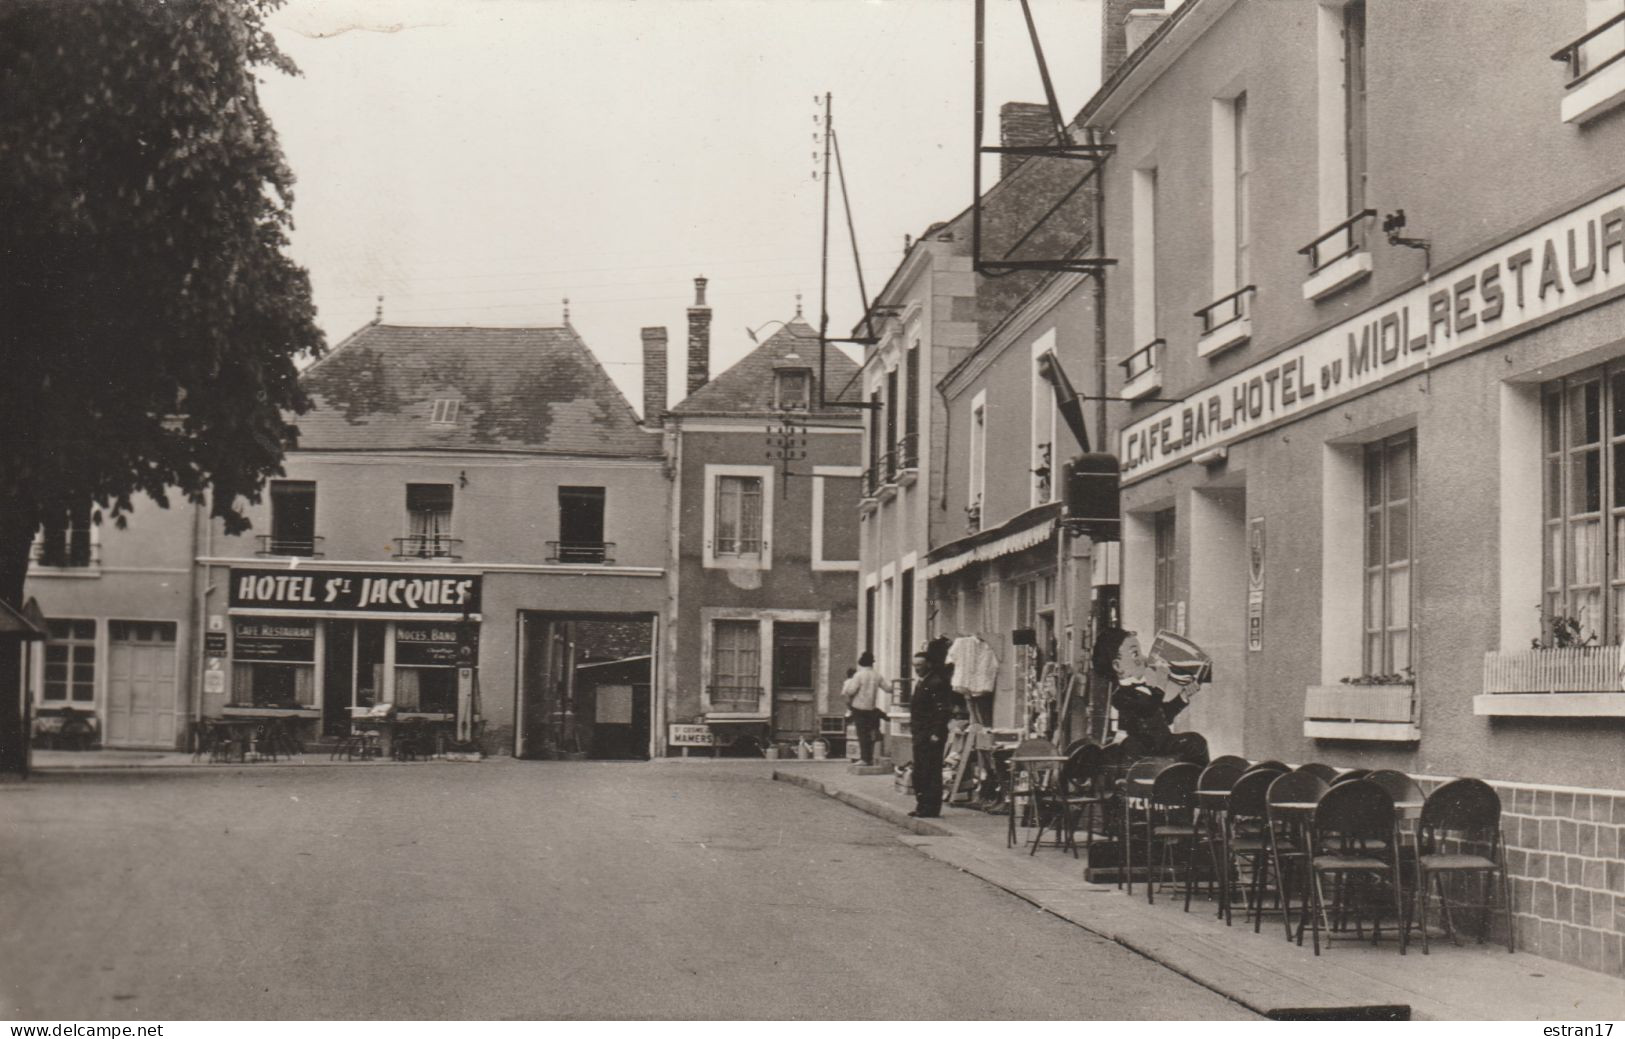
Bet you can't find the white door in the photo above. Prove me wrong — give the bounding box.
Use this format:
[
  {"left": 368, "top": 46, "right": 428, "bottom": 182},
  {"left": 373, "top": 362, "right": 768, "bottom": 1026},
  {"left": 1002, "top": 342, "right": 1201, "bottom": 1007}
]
[{"left": 106, "top": 621, "right": 178, "bottom": 748}]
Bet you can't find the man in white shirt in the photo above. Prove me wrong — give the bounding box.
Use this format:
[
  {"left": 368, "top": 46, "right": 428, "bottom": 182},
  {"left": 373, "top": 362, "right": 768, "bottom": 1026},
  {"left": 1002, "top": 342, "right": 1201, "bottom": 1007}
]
[{"left": 844, "top": 651, "right": 891, "bottom": 766}]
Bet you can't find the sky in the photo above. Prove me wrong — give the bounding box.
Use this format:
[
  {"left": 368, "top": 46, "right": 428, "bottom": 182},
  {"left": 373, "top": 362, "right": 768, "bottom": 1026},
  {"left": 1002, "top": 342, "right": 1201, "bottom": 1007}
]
[{"left": 259, "top": 0, "right": 1106, "bottom": 411}]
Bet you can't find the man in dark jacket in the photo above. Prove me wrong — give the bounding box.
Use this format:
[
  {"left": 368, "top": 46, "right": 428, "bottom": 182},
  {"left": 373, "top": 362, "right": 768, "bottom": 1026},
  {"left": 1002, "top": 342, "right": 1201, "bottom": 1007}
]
[{"left": 908, "top": 637, "right": 956, "bottom": 818}]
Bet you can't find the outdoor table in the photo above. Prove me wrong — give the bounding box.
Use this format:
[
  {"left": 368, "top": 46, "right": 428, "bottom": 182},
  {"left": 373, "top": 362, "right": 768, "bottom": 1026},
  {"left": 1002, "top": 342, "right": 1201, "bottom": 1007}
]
[{"left": 1007, "top": 752, "right": 1067, "bottom": 849}]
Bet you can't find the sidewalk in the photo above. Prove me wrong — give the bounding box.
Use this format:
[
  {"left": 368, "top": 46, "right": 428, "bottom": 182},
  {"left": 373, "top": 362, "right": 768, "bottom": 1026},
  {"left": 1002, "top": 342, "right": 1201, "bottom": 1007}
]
[
  {"left": 774, "top": 760, "right": 1625, "bottom": 1021},
  {"left": 23, "top": 748, "right": 471, "bottom": 771}
]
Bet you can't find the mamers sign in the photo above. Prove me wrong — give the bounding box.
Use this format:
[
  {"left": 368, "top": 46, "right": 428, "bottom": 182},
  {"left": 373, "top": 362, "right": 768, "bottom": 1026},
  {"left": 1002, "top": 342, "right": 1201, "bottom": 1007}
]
[
  {"left": 1120, "top": 184, "right": 1625, "bottom": 481},
  {"left": 229, "top": 568, "right": 480, "bottom": 614}
]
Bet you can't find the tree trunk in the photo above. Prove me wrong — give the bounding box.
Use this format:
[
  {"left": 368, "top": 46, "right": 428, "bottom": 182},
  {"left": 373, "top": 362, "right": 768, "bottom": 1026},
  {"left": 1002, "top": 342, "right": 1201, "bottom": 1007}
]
[{"left": 0, "top": 508, "right": 38, "bottom": 775}]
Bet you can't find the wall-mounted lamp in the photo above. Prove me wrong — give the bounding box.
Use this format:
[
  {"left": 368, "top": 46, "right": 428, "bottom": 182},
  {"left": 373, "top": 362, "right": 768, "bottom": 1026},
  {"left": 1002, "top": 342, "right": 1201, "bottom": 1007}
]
[
  {"left": 458, "top": 470, "right": 469, "bottom": 489},
  {"left": 1382, "top": 209, "right": 1431, "bottom": 267}
]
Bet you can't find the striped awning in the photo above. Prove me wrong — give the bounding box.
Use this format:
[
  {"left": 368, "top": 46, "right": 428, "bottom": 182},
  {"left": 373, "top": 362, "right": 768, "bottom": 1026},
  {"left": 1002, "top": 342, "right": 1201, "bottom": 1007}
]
[{"left": 921, "top": 502, "right": 1060, "bottom": 581}]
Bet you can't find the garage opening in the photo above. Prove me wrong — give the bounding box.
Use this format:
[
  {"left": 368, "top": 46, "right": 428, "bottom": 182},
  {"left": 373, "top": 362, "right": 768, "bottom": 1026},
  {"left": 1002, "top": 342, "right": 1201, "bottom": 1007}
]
[{"left": 518, "top": 612, "right": 654, "bottom": 760}]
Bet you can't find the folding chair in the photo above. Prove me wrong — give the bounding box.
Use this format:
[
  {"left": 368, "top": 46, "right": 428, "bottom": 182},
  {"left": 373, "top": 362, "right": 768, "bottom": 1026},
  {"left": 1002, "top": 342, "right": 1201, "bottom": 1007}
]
[
  {"left": 1305, "top": 779, "right": 1408, "bottom": 956},
  {"left": 1223, "top": 765, "right": 1285, "bottom": 929},
  {"left": 1006, "top": 738, "right": 1061, "bottom": 849},
  {"left": 1331, "top": 768, "right": 1371, "bottom": 786},
  {"left": 1121, "top": 756, "right": 1176, "bottom": 896},
  {"left": 1294, "top": 762, "right": 1339, "bottom": 784},
  {"left": 1143, "top": 762, "right": 1201, "bottom": 905},
  {"left": 1207, "top": 754, "right": 1250, "bottom": 773},
  {"left": 1193, "top": 760, "right": 1247, "bottom": 916},
  {"left": 1030, "top": 742, "right": 1106, "bottom": 858},
  {"left": 1416, "top": 778, "right": 1514, "bottom": 954},
  {"left": 1266, "top": 770, "right": 1329, "bottom": 941}
]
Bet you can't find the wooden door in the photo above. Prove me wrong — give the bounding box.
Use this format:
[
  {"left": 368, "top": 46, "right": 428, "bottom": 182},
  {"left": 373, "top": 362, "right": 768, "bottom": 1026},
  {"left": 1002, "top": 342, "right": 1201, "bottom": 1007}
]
[
  {"left": 771, "top": 622, "right": 818, "bottom": 738},
  {"left": 106, "top": 621, "right": 178, "bottom": 748}
]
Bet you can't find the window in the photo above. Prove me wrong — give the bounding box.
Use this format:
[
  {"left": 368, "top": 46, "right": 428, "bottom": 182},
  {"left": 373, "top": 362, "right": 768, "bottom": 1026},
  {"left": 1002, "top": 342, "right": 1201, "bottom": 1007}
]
[
  {"left": 1364, "top": 433, "right": 1415, "bottom": 675},
  {"left": 775, "top": 368, "right": 811, "bottom": 410},
  {"left": 43, "top": 619, "right": 95, "bottom": 703},
  {"left": 1132, "top": 166, "right": 1158, "bottom": 347},
  {"left": 866, "top": 388, "right": 882, "bottom": 495},
  {"left": 902, "top": 344, "right": 920, "bottom": 469},
  {"left": 716, "top": 476, "right": 763, "bottom": 555},
  {"left": 711, "top": 620, "right": 762, "bottom": 712},
  {"left": 968, "top": 391, "right": 987, "bottom": 531},
  {"left": 1541, "top": 370, "right": 1625, "bottom": 642},
  {"left": 37, "top": 503, "right": 93, "bottom": 568},
  {"left": 268, "top": 480, "right": 317, "bottom": 556},
  {"left": 556, "top": 486, "right": 608, "bottom": 563},
  {"left": 1032, "top": 338, "right": 1058, "bottom": 506},
  {"left": 884, "top": 366, "right": 899, "bottom": 481},
  {"left": 1234, "top": 93, "right": 1252, "bottom": 294},
  {"left": 429, "top": 398, "right": 460, "bottom": 426},
  {"left": 896, "top": 567, "right": 914, "bottom": 706},
  {"left": 1154, "top": 510, "right": 1179, "bottom": 635},
  {"left": 403, "top": 483, "right": 455, "bottom": 558},
  {"left": 1344, "top": 0, "right": 1367, "bottom": 214}
]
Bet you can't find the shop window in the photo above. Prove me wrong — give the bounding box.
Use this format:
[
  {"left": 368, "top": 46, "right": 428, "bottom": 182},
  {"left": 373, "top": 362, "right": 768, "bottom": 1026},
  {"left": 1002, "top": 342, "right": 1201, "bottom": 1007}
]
[
  {"left": 231, "top": 618, "right": 316, "bottom": 708},
  {"left": 896, "top": 568, "right": 914, "bottom": 706},
  {"left": 556, "top": 486, "right": 608, "bottom": 563},
  {"left": 1363, "top": 433, "right": 1415, "bottom": 676},
  {"left": 267, "top": 480, "right": 318, "bottom": 557},
  {"left": 35, "top": 503, "right": 94, "bottom": 568},
  {"left": 43, "top": 619, "right": 95, "bottom": 703},
  {"left": 1540, "top": 369, "right": 1625, "bottom": 642},
  {"left": 401, "top": 483, "right": 455, "bottom": 558},
  {"left": 1154, "top": 509, "right": 1179, "bottom": 635},
  {"left": 710, "top": 619, "right": 762, "bottom": 712},
  {"left": 705, "top": 466, "right": 771, "bottom": 568}
]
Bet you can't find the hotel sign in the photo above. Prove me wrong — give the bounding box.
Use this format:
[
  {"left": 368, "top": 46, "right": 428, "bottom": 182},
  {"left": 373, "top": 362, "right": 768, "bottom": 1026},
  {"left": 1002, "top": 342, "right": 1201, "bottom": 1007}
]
[
  {"left": 1120, "top": 185, "right": 1625, "bottom": 481},
  {"left": 229, "top": 568, "right": 480, "bottom": 615}
]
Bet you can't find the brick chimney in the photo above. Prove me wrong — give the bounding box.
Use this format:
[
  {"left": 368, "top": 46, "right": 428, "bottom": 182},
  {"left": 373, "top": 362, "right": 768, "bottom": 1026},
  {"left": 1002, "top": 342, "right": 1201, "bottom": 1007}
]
[
  {"left": 686, "top": 276, "right": 711, "bottom": 396},
  {"left": 1103, "top": 0, "right": 1166, "bottom": 81},
  {"left": 999, "top": 101, "right": 1056, "bottom": 180},
  {"left": 641, "top": 326, "right": 667, "bottom": 426}
]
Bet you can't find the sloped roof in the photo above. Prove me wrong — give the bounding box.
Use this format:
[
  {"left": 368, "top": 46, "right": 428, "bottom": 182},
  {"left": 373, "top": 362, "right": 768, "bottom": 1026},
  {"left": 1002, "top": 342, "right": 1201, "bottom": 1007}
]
[
  {"left": 296, "top": 323, "right": 661, "bottom": 458},
  {"left": 671, "top": 317, "right": 862, "bottom": 416}
]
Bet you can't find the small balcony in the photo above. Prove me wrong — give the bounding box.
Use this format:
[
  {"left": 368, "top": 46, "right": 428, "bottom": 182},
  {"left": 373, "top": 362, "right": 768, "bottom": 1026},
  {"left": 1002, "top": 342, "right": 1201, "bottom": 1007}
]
[
  {"left": 1195, "top": 285, "right": 1255, "bottom": 358},
  {"left": 877, "top": 450, "right": 898, "bottom": 502},
  {"left": 392, "top": 534, "right": 461, "bottom": 560},
  {"left": 255, "top": 535, "right": 324, "bottom": 558},
  {"left": 1552, "top": 11, "right": 1625, "bottom": 124},
  {"left": 1475, "top": 647, "right": 1625, "bottom": 717},
  {"left": 1299, "top": 210, "right": 1376, "bottom": 301},
  {"left": 546, "top": 541, "right": 615, "bottom": 565},
  {"left": 895, "top": 433, "right": 919, "bottom": 486},
  {"left": 707, "top": 685, "right": 764, "bottom": 714},
  {"left": 1119, "top": 338, "right": 1164, "bottom": 401}
]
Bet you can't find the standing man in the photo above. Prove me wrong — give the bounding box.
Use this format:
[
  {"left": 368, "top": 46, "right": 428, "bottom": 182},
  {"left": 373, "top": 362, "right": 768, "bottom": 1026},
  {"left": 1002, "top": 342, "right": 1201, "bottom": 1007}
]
[
  {"left": 908, "top": 637, "right": 955, "bottom": 818},
  {"left": 844, "top": 651, "right": 891, "bottom": 767}
]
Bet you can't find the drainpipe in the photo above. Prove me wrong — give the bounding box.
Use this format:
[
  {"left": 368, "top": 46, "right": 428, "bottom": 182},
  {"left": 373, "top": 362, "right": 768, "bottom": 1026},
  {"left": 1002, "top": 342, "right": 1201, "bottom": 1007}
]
[
  {"left": 190, "top": 503, "right": 214, "bottom": 731},
  {"left": 1091, "top": 126, "right": 1109, "bottom": 454}
]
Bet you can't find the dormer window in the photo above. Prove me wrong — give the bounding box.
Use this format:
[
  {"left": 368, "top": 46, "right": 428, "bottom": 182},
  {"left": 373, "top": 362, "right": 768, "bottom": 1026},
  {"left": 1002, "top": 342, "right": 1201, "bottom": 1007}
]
[
  {"left": 429, "top": 399, "right": 461, "bottom": 426},
  {"left": 775, "top": 368, "right": 811, "bottom": 410}
]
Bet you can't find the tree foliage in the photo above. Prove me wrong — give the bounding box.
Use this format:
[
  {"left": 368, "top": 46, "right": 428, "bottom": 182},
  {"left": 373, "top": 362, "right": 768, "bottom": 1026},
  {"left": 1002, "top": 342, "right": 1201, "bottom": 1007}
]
[{"left": 0, "top": 0, "right": 323, "bottom": 549}]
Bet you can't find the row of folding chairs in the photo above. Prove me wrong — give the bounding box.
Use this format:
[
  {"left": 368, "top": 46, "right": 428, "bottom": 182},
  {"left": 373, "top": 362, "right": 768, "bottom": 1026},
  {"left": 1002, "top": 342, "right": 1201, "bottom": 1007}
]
[{"left": 1019, "top": 748, "right": 1514, "bottom": 958}]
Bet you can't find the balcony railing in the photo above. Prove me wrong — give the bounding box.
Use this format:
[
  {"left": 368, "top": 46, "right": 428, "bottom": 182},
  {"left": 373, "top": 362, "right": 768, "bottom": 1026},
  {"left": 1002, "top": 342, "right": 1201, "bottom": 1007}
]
[
  {"left": 546, "top": 541, "right": 615, "bottom": 565},
  {"left": 1298, "top": 209, "right": 1377, "bottom": 273},
  {"left": 1552, "top": 11, "right": 1625, "bottom": 87},
  {"left": 880, "top": 449, "right": 897, "bottom": 485},
  {"left": 895, "top": 432, "right": 919, "bottom": 471},
  {"left": 1119, "top": 338, "right": 1163, "bottom": 382},
  {"left": 861, "top": 466, "right": 880, "bottom": 498},
  {"left": 708, "top": 685, "right": 764, "bottom": 713},
  {"left": 392, "top": 534, "right": 461, "bottom": 560},
  {"left": 1195, "top": 284, "right": 1256, "bottom": 336},
  {"left": 255, "top": 535, "right": 324, "bottom": 558},
  {"left": 31, "top": 536, "right": 98, "bottom": 568}
]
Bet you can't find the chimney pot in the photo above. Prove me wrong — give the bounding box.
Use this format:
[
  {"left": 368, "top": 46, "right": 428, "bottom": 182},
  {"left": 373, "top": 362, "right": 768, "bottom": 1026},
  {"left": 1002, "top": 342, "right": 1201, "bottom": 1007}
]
[
  {"left": 693, "top": 276, "right": 708, "bottom": 307},
  {"left": 1102, "top": 0, "right": 1166, "bottom": 82}
]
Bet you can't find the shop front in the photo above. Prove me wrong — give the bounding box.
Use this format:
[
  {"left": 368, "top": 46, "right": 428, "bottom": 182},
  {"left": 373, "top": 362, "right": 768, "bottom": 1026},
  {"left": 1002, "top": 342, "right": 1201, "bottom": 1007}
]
[{"left": 215, "top": 567, "right": 481, "bottom": 746}]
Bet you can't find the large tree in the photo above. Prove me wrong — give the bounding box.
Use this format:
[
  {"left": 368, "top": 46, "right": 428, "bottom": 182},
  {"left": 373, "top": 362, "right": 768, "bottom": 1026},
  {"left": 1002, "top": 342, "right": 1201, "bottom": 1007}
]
[{"left": 0, "top": 0, "right": 323, "bottom": 771}]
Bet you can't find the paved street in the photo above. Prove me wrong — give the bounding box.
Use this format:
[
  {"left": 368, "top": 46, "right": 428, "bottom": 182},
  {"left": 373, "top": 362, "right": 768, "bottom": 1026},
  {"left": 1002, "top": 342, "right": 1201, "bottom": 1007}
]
[{"left": 0, "top": 761, "right": 1255, "bottom": 1020}]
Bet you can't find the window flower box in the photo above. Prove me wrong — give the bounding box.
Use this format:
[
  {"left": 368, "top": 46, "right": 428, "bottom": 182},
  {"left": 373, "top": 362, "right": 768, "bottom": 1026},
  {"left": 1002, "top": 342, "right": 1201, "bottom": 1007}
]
[
  {"left": 1303, "top": 682, "right": 1419, "bottom": 742},
  {"left": 1474, "top": 647, "right": 1625, "bottom": 716}
]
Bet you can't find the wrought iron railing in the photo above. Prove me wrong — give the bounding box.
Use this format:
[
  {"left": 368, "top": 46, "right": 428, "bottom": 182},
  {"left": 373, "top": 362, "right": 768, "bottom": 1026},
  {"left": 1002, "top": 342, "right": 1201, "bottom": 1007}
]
[
  {"left": 1553, "top": 11, "right": 1625, "bottom": 87},
  {"left": 546, "top": 541, "right": 615, "bottom": 564},
  {"left": 895, "top": 433, "right": 919, "bottom": 471},
  {"left": 1298, "top": 209, "right": 1377, "bottom": 273},
  {"left": 862, "top": 466, "right": 880, "bottom": 498},
  {"left": 1195, "top": 285, "right": 1256, "bottom": 336},
  {"left": 392, "top": 534, "right": 462, "bottom": 560},
  {"left": 708, "top": 685, "right": 763, "bottom": 712},
  {"left": 1119, "top": 338, "right": 1164, "bottom": 382},
  {"left": 880, "top": 449, "right": 897, "bottom": 485},
  {"left": 255, "top": 535, "right": 324, "bottom": 558}
]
